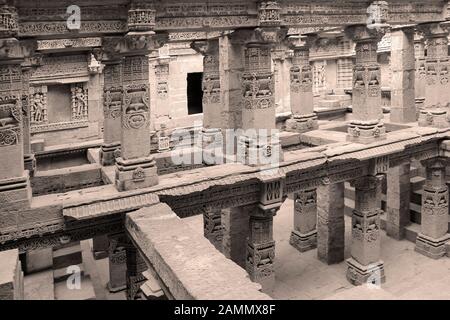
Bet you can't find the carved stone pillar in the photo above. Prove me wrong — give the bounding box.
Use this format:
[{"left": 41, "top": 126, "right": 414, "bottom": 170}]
[
  {"left": 386, "top": 164, "right": 411, "bottom": 240},
  {"left": 345, "top": 25, "right": 387, "bottom": 144},
  {"left": 21, "top": 58, "right": 37, "bottom": 176},
  {"left": 234, "top": 27, "right": 286, "bottom": 166},
  {"left": 285, "top": 36, "right": 318, "bottom": 133},
  {"left": 414, "top": 33, "right": 426, "bottom": 119},
  {"left": 203, "top": 209, "right": 223, "bottom": 251},
  {"left": 115, "top": 53, "right": 158, "bottom": 191},
  {"left": 346, "top": 176, "right": 385, "bottom": 286},
  {"left": 415, "top": 157, "right": 450, "bottom": 259},
  {"left": 100, "top": 58, "right": 122, "bottom": 166},
  {"left": 191, "top": 39, "right": 223, "bottom": 165},
  {"left": 246, "top": 175, "right": 284, "bottom": 293},
  {"left": 290, "top": 189, "right": 318, "bottom": 252},
  {"left": 390, "top": 26, "right": 416, "bottom": 123},
  {"left": 0, "top": 5, "right": 32, "bottom": 210},
  {"left": 418, "top": 22, "right": 450, "bottom": 128},
  {"left": 272, "top": 44, "right": 290, "bottom": 113},
  {"left": 317, "top": 182, "right": 345, "bottom": 265},
  {"left": 222, "top": 207, "right": 250, "bottom": 268},
  {"left": 125, "top": 238, "right": 147, "bottom": 300},
  {"left": 247, "top": 208, "right": 276, "bottom": 293},
  {"left": 114, "top": 5, "right": 165, "bottom": 191},
  {"left": 107, "top": 232, "right": 127, "bottom": 292}
]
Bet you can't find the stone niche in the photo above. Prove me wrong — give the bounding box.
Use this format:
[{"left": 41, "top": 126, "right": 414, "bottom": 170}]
[{"left": 29, "top": 53, "right": 101, "bottom": 147}]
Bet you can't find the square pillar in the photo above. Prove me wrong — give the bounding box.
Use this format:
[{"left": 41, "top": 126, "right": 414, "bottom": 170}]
[
  {"left": 191, "top": 39, "right": 223, "bottom": 165},
  {"left": 125, "top": 238, "right": 147, "bottom": 300},
  {"left": 290, "top": 189, "right": 318, "bottom": 252},
  {"left": 285, "top": 36, "right": 318, "bottom": 133},
  {"left": 414, "top": 33, "right": 426, "bottom": 119},
  {"left": 203, "top": 209, "right": 224, "bottom": 251},
  {"left": 317, "top": 182, "right": 345, "bottom": 265},
  {"left": 346, "top": 176, "right": 385, "bottom": 286},
  {"left": 0, "top": 57, "right": 31, "bottom": 211},
  {"left": 221, "top": 207, "right": 250, "bottom": 268},
  {"left": 386, "top": 164, "right": 411, "bottom": 240},
  {"left": 232, "top": 28, "right": 286, "bottom": 166},
  {"left": 417, "top": 22, "right": 450, "bottom": 128},
  {"left": 345, "top": 25, "right": 387, "bottom": 144},
  {"left": 100, "top": 59, "right": 122, "bottom": 166},
  {"left": 246, "top": 174, "right": 285, "bottom": 293},
  {"left": 390, "top": 26, "right": 416, "bottom": 123},
  {"left": 115, "top": 54, "right": 158, "bottom": 191},
  {"left": 107, "top": 233, "right": 127, "bottom": 292},
  {"left": 21, "top": 62, "right": 36, "bottom": 176},
  {"left": 415, "top": 157, "right": 450, "bottom": 259}
]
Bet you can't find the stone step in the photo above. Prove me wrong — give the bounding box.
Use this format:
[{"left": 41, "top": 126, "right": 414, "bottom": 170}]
[{"left": 54, "top": 274, "right": 96, "bottom": 300}]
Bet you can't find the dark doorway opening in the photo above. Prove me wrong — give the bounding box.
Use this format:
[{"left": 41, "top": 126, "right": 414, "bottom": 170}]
[{"left": 187, "top": 72, "right": 203, "bottom": 115}]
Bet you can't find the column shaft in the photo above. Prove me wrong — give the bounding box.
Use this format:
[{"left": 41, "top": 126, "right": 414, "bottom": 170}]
[
  {"left": 203, "top": 209, "right": 224, "bottom": 251},
  {"left": 345, "top": 25, "right": 386, "bottom": 144},
  {"left": 386, "top": 164, "right": 411, "bottom": 240},
  {"left": 286, "top": 36, "right": 318, "bottom": 133},
  {"left": 415, "top": 157, "right": 450, "bottom": 259},
  {"left": 418, "top": 22, "right": 450, "bottom": 127},
  {"left": 346, "top": 176, "right": 385, "bottom": 286},
  {"left": 115, "top": 54, "right": 158, "bottom": 191},
  {"left": 221, "top": 207, "right": 249, "bottom": 268},
  {"left": 100, "top": 60, "right": 122, "bottom": 166},
  {"left": 246, "top": 208, "right": 275, "bottom": 293},
  {"left": 107, "top": 233, "right": 127, "bottom": 292},
  {"left": 125, "top": 239, "right": 147, "bottom": 300},
  {"left": 390, "top": 27, "right": 416, "bottom": 123},
  {"left": 317, "top": 183, "right": 345, "bottom": 264},
  {"left": 290, "top": 189, "right": 318, "bottom": 252}
]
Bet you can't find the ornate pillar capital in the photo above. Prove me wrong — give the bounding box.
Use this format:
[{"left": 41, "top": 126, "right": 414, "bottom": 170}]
[{"left": 231, "top": 27, "right": 288, "bottom": 47}]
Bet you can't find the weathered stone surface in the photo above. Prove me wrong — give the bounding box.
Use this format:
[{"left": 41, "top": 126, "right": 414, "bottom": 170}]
[
  {"left": 0, "top": 249, "right": 24, "bottom": 300},
  {"left": 126, "top": 203, "right": 271, "bottom": 300},
  {"left": 317, "top": 182, "right": 345, "bottom": 265}
]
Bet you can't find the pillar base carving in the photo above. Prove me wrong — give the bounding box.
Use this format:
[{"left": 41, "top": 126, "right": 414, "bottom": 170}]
[
  {"left": 201, "top": 128, "right": 223, "bottom": 166},
  {"left": 100, "top": 142, "right": 121, "bottom": 166},
  {"left": 203, "top": 209, "right": 224, "bottom": 251},
  {"left": 23, "top": 154, "right": 36, "bottom": 177},
  {"left": 347, "top": 121, "right": 386, "bottom": 144},
  {"left": 415, "top": 233, "right": 450, "bottom": 260},
  {"left": 289, "top": 230, "right": 317, "bottom": 252},
  {"left": 115, "top": 156, "right": 158, "bottom": 192},
  {"left": 346, "top": 258, "right": 385, "bottom": 286},
  {"left": 418, "top": 109, "right": 449, "bottom": 128},
  {"left": 0, "top": 174, "right": 31, "bottom": 211},
  {"left": 246, "top": 241, "right": 275, "bottom": 293},
  {"left": 286, "top": 113, "right": 318, "bottom": 133},
  {"left": 238, "top": 135, "right": 283, "bottom": 167}
]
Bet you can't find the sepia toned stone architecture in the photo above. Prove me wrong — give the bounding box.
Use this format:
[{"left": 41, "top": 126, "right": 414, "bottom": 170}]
[{"left": 1, "top": 0, "right": 450, "bottom": 302}]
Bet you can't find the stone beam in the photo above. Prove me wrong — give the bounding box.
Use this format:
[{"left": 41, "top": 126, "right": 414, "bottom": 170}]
[
  {"left": 125, "top": 203, "right": 271, "bottom": 300},
  {"left": 15, "top": 1, "right": 448, "bottom": 37}
]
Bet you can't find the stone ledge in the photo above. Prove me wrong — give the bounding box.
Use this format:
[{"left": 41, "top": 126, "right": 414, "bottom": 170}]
[{"left": 126, "top": 203, "right": 271, "bottom": 300}]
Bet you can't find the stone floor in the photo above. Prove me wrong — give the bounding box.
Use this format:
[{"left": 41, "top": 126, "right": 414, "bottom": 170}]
[{"left": 184, "top": 198, "right": 450, "bottom": 300}]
